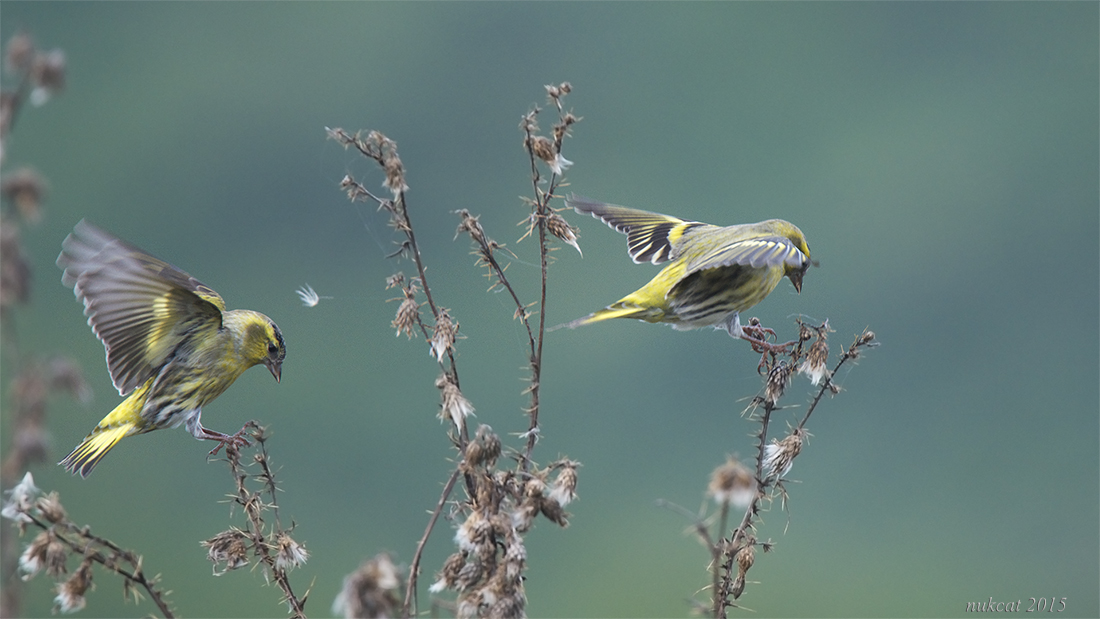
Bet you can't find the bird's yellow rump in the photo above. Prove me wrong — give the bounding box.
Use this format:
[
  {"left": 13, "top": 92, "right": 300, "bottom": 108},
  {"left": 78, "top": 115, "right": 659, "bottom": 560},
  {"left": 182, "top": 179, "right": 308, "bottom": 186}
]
[
  {"left": 57, "top": 221, "right": 286, "bottom": 477},
  {"left": 559, "top": 195, "right": 811, "bottom": 347}
]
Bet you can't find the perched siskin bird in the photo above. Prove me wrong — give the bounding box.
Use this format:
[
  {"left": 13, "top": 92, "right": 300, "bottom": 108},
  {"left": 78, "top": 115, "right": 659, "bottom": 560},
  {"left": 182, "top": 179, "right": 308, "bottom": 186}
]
[
  {"left": 559, "top": 195, "right": 812, "bottom": 348},
  {"left": 57, "top": 221, "right": 286, "bottom": 477}
]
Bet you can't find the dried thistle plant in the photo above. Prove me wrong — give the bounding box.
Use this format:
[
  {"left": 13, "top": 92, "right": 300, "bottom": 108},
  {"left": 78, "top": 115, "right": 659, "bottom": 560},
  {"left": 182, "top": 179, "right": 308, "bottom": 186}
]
[
  {"left": 329, "top": 82, "right": 583, "bottom": 618},
  {"left": 203, "top": 423, "right": 311, "bottom": 618},
  {"left": 1, "top": 473, "right": 174, "bottom": 617},
  {"left": 663, "top": 320, "right": 876, "bottom": 617}
]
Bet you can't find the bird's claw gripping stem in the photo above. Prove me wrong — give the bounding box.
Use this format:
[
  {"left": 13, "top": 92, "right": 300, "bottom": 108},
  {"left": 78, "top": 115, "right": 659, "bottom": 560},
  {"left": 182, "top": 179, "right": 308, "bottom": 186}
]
[{"left": 203, "top": 422, "right": 256, "bottom": 456}]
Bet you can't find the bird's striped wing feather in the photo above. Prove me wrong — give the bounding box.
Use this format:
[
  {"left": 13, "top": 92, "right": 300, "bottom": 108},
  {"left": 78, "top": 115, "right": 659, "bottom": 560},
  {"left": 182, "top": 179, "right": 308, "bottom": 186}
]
[
  {"left": 566, "top": 194, "right": 705, "bottom": 264},
  {"left": 685, "top": 235, "right": 808, "bottom": 275},
  {"left": 59, "top": 220, "right": 226, "bottom": 395}
]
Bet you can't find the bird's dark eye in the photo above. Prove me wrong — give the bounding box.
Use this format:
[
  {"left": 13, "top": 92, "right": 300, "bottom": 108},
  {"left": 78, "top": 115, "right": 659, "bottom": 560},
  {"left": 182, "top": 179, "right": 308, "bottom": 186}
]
[{"left": 268, "top": 342, "right": 279, "bottom": 355}]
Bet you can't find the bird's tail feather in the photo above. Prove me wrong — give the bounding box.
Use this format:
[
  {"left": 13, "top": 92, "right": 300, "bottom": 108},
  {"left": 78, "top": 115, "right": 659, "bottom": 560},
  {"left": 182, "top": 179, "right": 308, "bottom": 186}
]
[
  {"left": 550, "top": 303, "right": 659, "bottom": 331},
  {"left": 60, "top": 423, "right": 134, "bottom": 478}
]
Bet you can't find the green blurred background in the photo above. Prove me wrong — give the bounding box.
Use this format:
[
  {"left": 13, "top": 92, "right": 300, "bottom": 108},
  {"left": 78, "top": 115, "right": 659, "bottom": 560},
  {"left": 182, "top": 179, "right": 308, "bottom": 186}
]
[{"left": 2, "top": 3, "right": 1097, "bottom": 618}]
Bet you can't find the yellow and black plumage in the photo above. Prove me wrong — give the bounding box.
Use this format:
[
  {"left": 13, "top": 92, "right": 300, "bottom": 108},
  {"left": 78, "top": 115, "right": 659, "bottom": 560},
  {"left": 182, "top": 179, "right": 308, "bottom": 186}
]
[
  {"left": 560, "top": 195, "right": 811, "bottom": 344},
  {"left": 57, "top": 220, "right": 286, "bottom": 477}
]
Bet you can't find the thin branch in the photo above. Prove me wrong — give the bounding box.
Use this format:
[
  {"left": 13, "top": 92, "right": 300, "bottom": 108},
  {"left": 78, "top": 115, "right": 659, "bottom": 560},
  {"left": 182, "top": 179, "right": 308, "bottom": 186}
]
[{"left": 402, "top": 466, "right": 462, "bottom": 617}]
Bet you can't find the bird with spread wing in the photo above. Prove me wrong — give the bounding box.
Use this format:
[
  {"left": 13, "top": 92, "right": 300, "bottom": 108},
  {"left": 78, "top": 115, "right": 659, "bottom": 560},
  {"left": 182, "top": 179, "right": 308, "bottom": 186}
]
[
  {"left": 57, "top": 221, "right": 286, "bottom": 477},
  {"left": 558, "top": 195, "right": 812, "bottom": 351}
]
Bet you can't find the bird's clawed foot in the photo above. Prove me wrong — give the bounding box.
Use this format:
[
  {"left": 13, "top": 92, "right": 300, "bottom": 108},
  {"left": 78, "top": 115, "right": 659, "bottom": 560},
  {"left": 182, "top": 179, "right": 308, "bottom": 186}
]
[
  {"left": 203, "top": 421, "right": 259, "bottom": 456},
  {"left": 740, "top": 319, "right": 797, "bottom": 373}
]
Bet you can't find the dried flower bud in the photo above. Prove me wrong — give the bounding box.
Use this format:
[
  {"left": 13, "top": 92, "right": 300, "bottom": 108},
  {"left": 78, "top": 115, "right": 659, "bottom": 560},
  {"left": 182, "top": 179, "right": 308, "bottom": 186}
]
[
  {"left": 35, "top": 492, "right": 66, "bottom": 524},
  {"left": 430, "top": 552, "right": 466, "bottom": 593},
  {"left": 528, "top": 135, "right": 555, "bottom": 163},
  {"left": 392, "top": 289, "right": 419, "bottom": 339},
  {"left": 18, "top": 531, "right": 50, "bottom": 580},
  {"left": 30, "top": 49, "right": 65, "bottom": 106},
  {"left": 707, "top": 457, "right": 756, "bottom": 509},
  {"left": 2, "top": 472, "right": 39, "bottom": 523},
  {"left": 5, "top": 32, "right": 34, "bottom": 73},
  {"left": 858, "top": 330, "right": 876, "bottom": 346},
  {"left": 539, "top": 496, "right": 569, "bottom": 527},
  {"left": 54, "top": 559, "right": 92, "bottom": 614},
  {"left": 456, "top": 209, "right": 487, "bottom": 246},
  {"left": 466, "top": 425, "right": 501, "bottom": 469},
  {"left": 435, "top": 376, "right": 475, "bottom": 433},
  {"left": 546, "top": 212, "right": 581, "bottom": 256},
  {"left": 732, "top": 574, "right": 746, "bottom": 600},
  {"left": 44, "top": 535, "right": 68, "bottom": 577},
  {"left": 455, "top": 512, "right": 491, "bottom": 554},
  {"left": 382, "top": 153, "right": 408, "bottom": 197},
  {"left": 798, "top": 338, "right": 830, "bottom": 386},
  {"left": 385, "top": 272, "right": 405, "bottom": 290},
  {"left": 332, "top": 553, "right": 402, "bottom": 619},
  {"left": 2, "top": 167, "right": 47, "bottom": 222},
  {"left": 735, "top": 543, "right": 755, "bottom": 575},
  {"left": 548, "top": 462, "right": 578, "bottom": 507},
  {"left": 764, "top": 361, "right": 793, "bottom": 405},
  {"left": 0, "top": 221, "right": 31, "bottom": 311},
  {"left": 762, "top": 429, "right": 805, "bottom": 479},
  {"left": 430, "top": 309, "right": 458, "bottom": 362},
  {"left": 202, "top": 529, "right": 250, "bottom": 575},
  {"left": 274, "top": 532, "right": 309, "bottom": 571}
]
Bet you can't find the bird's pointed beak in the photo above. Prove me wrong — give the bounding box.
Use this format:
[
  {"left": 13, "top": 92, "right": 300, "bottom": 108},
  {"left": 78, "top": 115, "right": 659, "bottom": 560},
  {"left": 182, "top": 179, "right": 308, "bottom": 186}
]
[
  {"left": 265, "top": 359, "right": 282, "bottom": 383},
  {"left": 790, "top": 271, "right": 803, "bottom": 294}
]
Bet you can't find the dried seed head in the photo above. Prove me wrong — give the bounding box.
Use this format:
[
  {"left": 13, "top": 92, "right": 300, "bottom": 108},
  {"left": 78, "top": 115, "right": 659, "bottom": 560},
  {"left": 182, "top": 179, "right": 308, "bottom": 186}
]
[
  {"left": 2, "top": 471, "right": 39, "bottom": 523},
  {"left": 35, "top": 491, "right": 66, "bottom": 524},
  {"left": 732, "top": 574, "right": 746, "bottom": 600},
  {"left": 707, "top": 457, "right": 756, "bottom": 509},
  {"left": 430, "top": 552, "right": 467, "bottom": 593},
  {"left": 1, "top": 167, "right": 47, "bottom": 222},
  {"left": 0, "top": 224, "right": 32, "bottom": 311},
  {"left": 18, "top": 530, "right": 50, "bottom": 580},
  {"left": 539, "top": 496, "right": 569, "bottom": 527},
  {"left": 44, "top": 535, "right": 68, "bottom": 578},
  {"left": 548, "top": 462, "right": 578, "bottom": 507},
  {"left": 436, "top": 372, "right": 474, "bottom": 432},
  {"left": 456, "top": 209, "right": 488, "bottom": 246},
  {"left": 455, "top": 512, "right": 491, "bottom": 555},
  {"left": 274, "top": 532, "right": 309, "bottom": 571},
  {"left": 546, "top": 212, "right": 581, "bottom": 256},
  {"left": 202, "top": 529, "right": 250, "bottom": 575},
  {"left": 798, "top": 338, "right": 830, "bottom": 386},
  {"left": 764, "top": 361, "right": 793, "bottom": 405},
  {"left": 5, "top": 32, "right": 34, "bottom": 73},
  {"left": 528, "top": 135, "right": 555, "bottom": 163},
  {"left": 858, "top": 330, "right": 876, "bottom": 346},
  {"left": 430, "top": 309, "right": 458, "bottom": 362},
  {"left": 385, "top": 272, "right": 405, "bottom": 290},
  {"left": 392, "top": 291, "right": 420, "bottom": 339},
  {"left": 332, "top": 553, "right": 402, "bottom": 619},
  {"left": 466, "top": 425, "right": 501, "bottom": 469},
  {"left": 30, "top": 49, "right": 65, "bottom": 106},
  {"left": 736, "top": 543, "right": 756, "bottom": 576},
  {"left": 54, "top": 559, "right": 93, "bottom": 614},
  {"left": 762, "top": 429, "right": 805, "bottom": 479}
]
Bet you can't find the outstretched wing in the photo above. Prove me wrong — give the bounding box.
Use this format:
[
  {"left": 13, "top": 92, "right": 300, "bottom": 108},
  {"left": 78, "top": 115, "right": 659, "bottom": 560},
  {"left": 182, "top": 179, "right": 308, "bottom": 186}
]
[
  {"left": 58, "top": 220, "right": 226, "bottom": 395},
  {"left": 685, "top": 235, "right": 808, "bottom": 275},
  {"left": 566, "top": 194, "right": 708, "bottom": 264}
]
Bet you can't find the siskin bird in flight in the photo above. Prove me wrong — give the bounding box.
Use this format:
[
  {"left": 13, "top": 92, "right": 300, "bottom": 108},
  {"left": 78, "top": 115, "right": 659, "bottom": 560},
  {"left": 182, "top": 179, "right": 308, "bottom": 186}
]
[
  {"left": 558, "top": 195, "right": 812, "bottom": 351},
  {"left": 57, "top": 221, "right": 286, "bottom": 477}
]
